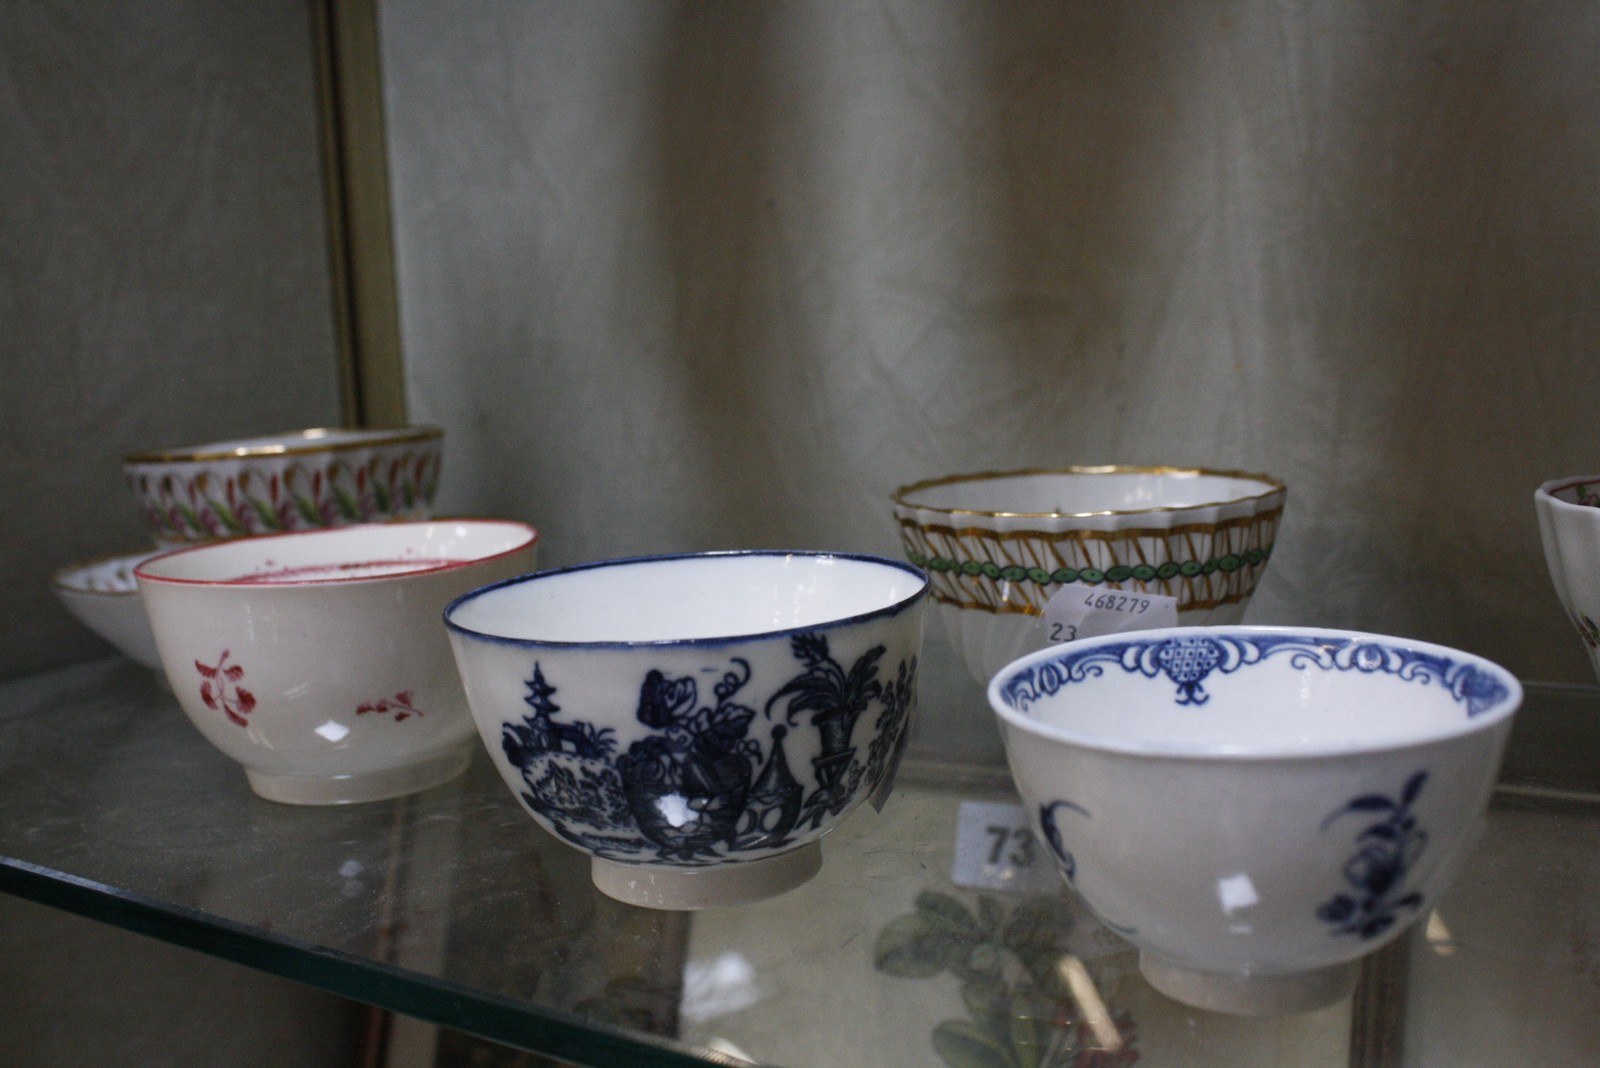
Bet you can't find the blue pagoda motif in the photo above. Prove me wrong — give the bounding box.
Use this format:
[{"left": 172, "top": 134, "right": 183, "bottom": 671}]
[{"left": 500, "top": 633, "right": 915, "bottom": 864}]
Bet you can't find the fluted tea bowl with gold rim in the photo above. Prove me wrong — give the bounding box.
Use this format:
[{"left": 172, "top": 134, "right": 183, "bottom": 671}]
[
  {"left": 124, "top": 426, "right": 444, "bottom": 546},
  {"left": 891, "top": 466, "right": 1287, "bottom": 686}
]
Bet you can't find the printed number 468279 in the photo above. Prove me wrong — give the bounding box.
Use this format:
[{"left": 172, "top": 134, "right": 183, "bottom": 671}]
[{"left": 1082, "top": 592, "right": 1151, "bottom": 613}]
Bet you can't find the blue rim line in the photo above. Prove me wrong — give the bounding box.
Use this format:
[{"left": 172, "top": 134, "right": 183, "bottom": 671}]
[
  {"left": 986, "top": 624, "right": 1523, "bottom": 761},
  {"left": 444, "top": 549, "right": 930, "bottom": 650}
]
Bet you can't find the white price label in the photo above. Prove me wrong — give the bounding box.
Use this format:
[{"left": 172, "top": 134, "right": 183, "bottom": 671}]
[
  {"left": 1041, "top": 582, "right": 1179, "bottom": 644},
  {"left": 950, "top": 801, "right": 1065, "bottom": 895}
]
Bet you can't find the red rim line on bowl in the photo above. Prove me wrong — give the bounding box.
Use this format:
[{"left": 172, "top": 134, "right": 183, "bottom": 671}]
[{"left": 133, "top": 519, "right": 540, "bottom": 588}]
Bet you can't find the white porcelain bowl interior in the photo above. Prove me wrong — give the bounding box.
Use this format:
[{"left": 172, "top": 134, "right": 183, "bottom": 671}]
[
  {"left": 51, "top": 549, "right": 166, "bottom": 670},
  {"left": 141, "top": 426, "right": 424, "bottom": 455},
  {"left": 450, "top": 551, "right": 925, "bottom": 642},
  {"left": 139, "top": 517, "right": 523, "bottom": 584},
  {"left": 899, "top": 467, "right": 1281, "bottom": 517},
  {"left": 988, "top": 626, "right": 1521, "bottom": 1016},
  {"left": 446, "top": 550, "right": 929, "bottom": 909},
  {"left": 136, "top": 519, "right": 538, "bottom": 805}
]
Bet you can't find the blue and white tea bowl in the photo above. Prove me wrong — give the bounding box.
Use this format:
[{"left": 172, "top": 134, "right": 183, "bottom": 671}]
[
  {"left": 445, "top": 551, "right": 929, "bottom": 909},
  {"left": 988, "top": 625, "right": 1521, "bottom": 1015}
]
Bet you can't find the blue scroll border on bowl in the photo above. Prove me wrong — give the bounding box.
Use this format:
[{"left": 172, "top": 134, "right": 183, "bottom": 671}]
[{"left": 998, "top": 633, "right": 1513, "bottom": 716}]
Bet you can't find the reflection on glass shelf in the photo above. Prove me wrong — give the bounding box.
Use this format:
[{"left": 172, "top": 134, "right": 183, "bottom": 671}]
[{"left": 0, "top": 657, "right": 1596, "bottom": 1067}]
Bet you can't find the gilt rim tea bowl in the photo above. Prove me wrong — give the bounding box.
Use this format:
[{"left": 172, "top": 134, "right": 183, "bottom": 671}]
[
  {"left": 445, "top": 550, "right": 929, "bottom": 909},
  {"left": 125, "top": 426, "right": 444, "bottom": 546},
  {"left": 1534, "top": 475, "right": 1600, "bottom": 684},
  {"left": 892, "top": 466, "right": 1286, "bottom": 687},
  {"left": 136, "top": 519, "right": 539, "bottom": 805},
  {"left": 51, "top": 548, "right": 166, "bottom": 671},
  {"left": 988, "top": 625, "right": 1521, "bottom": 1016}
]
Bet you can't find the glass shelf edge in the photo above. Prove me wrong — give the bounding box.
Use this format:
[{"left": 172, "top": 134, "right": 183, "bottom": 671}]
[{"left": 0, "top": 857, "right": 732, "bottom": 1068}]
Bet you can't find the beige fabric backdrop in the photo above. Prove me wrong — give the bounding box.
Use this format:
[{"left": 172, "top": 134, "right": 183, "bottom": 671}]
[
  {"left": 3, "top": 1, "right": 343, "bottom": 679},
  {"left": 381, "top": 0, "right": 1600, "bottom": 684},
  {"left": 1, "top": 4, "right": 358, "bottom": 1063}
]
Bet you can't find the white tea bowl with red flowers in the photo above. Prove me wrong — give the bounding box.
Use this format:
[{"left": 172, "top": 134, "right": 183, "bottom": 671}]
[
  {"left": 1534, "top": 475, "right": 1600, "bottom": 684},
  {"left": 892, "top": 466, "right": 1287, "bottom": 688},
  {"left": 51, "top": 548, "right": 167, "bottom": 671},
  {"left": 136, "top": 519, "right": 538, "bottom": 804},
  {"left": 124, "top": 426, "right": 443, "bottom": 546},
  {"left": 988, "top": 625, "right": 1521, "bottom": 1016},
  {"left": 445, "top": 551, "right": 928, "bottom": 909}
]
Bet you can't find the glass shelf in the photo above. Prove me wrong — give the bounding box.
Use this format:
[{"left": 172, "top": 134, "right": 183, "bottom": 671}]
[{"left": 1, "top": 653, "right": 1596, "bottom": 1067}]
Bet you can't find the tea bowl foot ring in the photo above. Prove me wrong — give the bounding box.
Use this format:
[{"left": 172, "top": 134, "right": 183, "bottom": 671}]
[
  {"left": 591, "top": 842, "right": 824, "bottom": 910},
  {"left": 243, "top": 741, "right": 474, "bottom": 806},
  {"left": 1139, "top": 953, "right": 1356, "bottom": 1016}
]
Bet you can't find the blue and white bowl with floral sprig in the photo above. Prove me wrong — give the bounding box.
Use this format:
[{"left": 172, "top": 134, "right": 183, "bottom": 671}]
[
  {"left": 987, "top": 625, "right": 1521, "bottom": 1016},
  {"left": 445, "top": 551, "right": 928, "bottom": 909}
]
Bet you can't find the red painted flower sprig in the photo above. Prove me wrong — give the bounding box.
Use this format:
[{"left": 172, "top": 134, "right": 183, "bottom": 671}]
[
  {"left": 196, "top": 650, "right": 256, "bottom": 727},
  {"left": 356, "top": 691, "right": 424, "bottom": 722}
]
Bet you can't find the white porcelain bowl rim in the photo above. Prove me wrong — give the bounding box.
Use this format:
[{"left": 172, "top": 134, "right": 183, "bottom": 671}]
[
  {"left": 1535, "top": 474, "right": 1600, "bottom": 511},
  {"left": 445, "top": 549, "right": 930, "bottom": 649},
  {"left": 51, "top": 549, "right": 163, "bottom": 596},
  {"left": 892, "top": 465, "right": 1285, "bottom": 519},
  {"left": 134, "top": 519, "right": 538, "bottom": 588},
  {"left": 124, "top": 425, "right": 442, "bottom": 464},
  {"left": 988, "top": 625, "right": 1522, "bottom": 761}
]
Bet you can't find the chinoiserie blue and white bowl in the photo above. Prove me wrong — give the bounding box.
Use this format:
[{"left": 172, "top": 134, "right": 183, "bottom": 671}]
[
  {"left": 988, "top": 625, "right": 1522, "bottom": 1016},
  {"left": 445, "top": 551, "right": 929, "bottom": 909}
]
